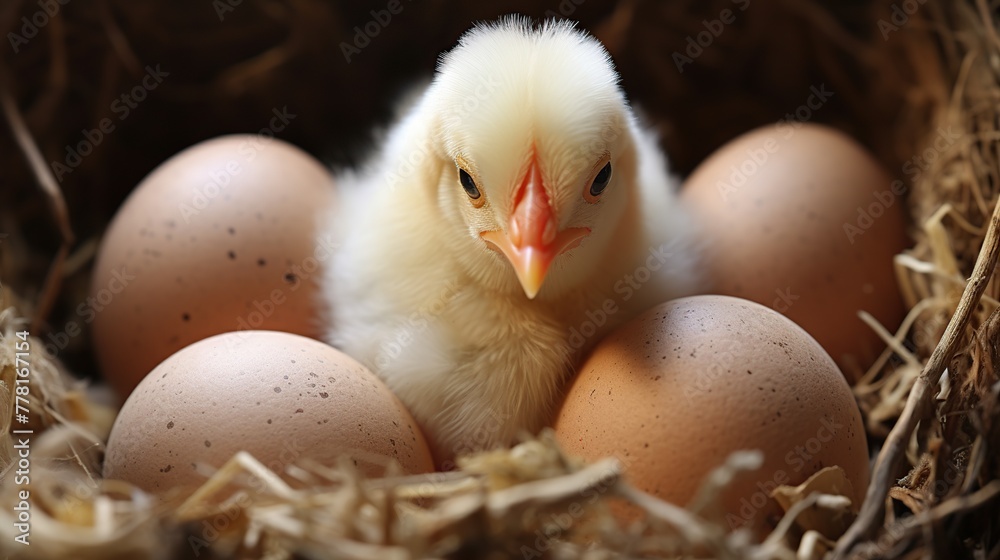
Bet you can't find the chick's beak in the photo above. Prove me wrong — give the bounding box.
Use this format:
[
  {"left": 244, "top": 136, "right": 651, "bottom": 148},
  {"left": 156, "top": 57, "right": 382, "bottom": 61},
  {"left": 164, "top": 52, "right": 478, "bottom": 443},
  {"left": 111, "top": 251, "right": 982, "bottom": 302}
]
[{"left": 481, "top": 157, "right": 590, "bottom": 299}]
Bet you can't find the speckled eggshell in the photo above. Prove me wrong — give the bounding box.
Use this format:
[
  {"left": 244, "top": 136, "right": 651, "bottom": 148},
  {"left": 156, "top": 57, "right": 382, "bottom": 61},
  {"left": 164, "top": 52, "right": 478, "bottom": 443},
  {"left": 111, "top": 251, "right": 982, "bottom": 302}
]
[
  {"left": 103, "top": 331, "right": 435, "bottom": 494},
  {"left": 90, "top": 135, "right": 335, "bottom": 398},
  {"left": 681, "top": 124, "right": 907, "bottom": 382},
  {"left": 554, "top": 295, "right": 869, "bottom": 536}
]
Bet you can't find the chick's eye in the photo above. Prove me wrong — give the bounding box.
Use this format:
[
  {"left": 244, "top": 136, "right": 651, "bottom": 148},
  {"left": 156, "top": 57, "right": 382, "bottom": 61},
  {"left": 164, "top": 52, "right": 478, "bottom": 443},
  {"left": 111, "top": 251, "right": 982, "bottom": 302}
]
[
  {"left": 459, "top": 169, "right": 481, "bottom": 200},
  {"left": 590, "top": 162, "right": 612, "bottom": 197}
]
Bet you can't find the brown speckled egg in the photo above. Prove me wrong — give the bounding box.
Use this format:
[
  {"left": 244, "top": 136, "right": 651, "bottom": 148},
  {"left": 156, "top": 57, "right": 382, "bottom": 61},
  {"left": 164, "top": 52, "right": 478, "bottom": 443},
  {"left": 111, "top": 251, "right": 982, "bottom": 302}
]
[
  {"left": 554, "top": 295, "right": 868, "bottom": 536},
  {"left": 103, "top": 331, "right": 434, "bottom": 494},
  {"left": 681, "top": 124, "right": 907, "bottom": 382},
  {"left": 90, "top": 135, "right": 335, "bottom": 398}
]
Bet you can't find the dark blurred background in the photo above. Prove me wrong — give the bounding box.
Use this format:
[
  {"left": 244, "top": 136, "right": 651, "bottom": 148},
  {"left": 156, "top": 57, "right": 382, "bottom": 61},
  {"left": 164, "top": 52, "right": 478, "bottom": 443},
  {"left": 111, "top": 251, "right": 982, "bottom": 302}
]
[{"left": 0, "top": 0, "right": 931, "bottom": 380}]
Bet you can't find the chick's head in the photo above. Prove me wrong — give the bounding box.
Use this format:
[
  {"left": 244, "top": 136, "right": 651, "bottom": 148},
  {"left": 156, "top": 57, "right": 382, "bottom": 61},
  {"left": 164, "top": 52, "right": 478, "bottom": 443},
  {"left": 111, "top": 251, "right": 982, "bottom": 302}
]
[{"left": 425, "top": 17, "right": 638, "bottom": 300}]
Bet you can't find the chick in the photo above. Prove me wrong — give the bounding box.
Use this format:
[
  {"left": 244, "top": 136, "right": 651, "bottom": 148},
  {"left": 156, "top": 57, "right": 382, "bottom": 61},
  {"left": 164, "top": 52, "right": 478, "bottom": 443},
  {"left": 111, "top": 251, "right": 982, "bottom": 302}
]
[{"left": 324, "top": 17, "right": 697, "bottom": 464}]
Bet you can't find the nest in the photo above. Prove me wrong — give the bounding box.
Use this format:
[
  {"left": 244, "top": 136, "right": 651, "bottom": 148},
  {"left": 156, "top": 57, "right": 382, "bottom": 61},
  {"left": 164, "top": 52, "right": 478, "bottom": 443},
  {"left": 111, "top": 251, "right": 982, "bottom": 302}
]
[{"left": 1, "top": 0, "right": 999, "bottom": 558}]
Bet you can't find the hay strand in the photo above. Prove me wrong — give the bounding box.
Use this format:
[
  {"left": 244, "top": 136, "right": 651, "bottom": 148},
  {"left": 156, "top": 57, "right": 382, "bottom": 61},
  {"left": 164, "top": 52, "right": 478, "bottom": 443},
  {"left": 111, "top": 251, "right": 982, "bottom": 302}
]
[
  {"left": 0, "top": 59, "right": 74, "bottom": 330},
  {"left": 836, "top": 192, "right": 1000, "bottom": 556}
]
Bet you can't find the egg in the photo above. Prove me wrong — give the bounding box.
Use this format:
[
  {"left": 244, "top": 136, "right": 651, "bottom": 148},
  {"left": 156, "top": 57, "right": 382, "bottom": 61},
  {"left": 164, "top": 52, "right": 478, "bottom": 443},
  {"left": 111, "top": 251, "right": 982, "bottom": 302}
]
[
  {"left": 103, "top": 330, "right": 435, "bottom": 494},
  {"left": 554, "top": 295, "right": 868, "bottom": 536},
  {"left": 681, "top": 124, "right": 907, "bottom": 381},
  {"left": 90, "top": 135, "right": 335, "bottom": 397}
]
